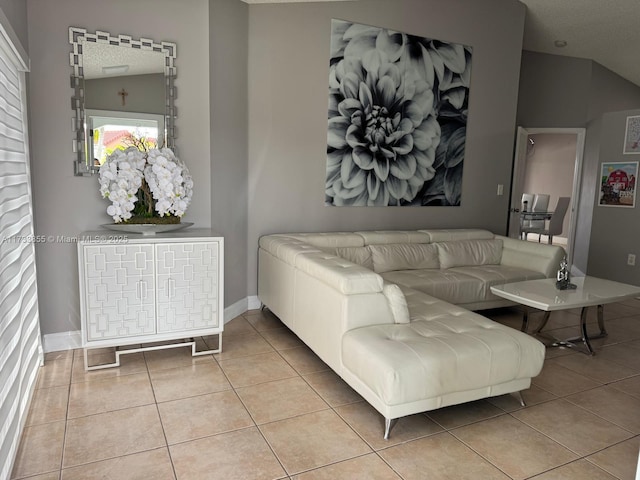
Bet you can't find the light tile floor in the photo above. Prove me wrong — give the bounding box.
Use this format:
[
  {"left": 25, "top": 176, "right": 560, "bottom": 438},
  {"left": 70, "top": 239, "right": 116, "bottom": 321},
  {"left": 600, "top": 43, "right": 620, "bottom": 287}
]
[{"left": 11, "top": 299, "right": 640, "bottom": 480}]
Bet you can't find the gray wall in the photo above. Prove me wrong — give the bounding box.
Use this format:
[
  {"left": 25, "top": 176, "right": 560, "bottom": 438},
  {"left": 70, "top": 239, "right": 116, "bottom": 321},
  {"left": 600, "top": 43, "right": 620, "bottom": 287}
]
[
  {"left": 576, "top": 65, "right": 640, "bottom": 273},
  {"left": 516, "top": 51, "right": 640, "bottom": 274},
  {"left": 589, "top": 62, "right": 640, "bottom": 121},
  {"left": 26, "top": 0, "right": 211, "bottom": 335},
  {"left": 588, "top": 109, "right": 640, "bottom": 285},
  {"left": 210, "top": 0, "right": 249, "bottom": 309},
  {"left": 0, "top": 0, "right": 27, "bottom": 52},
  {"left": 246, "top": 0, "right": 526, "bottom": 294},
  {"left": 517, "top": 51, "right": 591, "bottom": 128},
  {"left": 85, "top": 73, "right": 165, "bottom": 114}
]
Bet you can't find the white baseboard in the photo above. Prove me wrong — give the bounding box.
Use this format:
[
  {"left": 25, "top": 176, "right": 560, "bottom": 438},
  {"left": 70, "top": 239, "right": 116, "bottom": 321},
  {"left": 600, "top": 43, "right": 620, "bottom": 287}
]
[
  {"left": 43, "top": 330, "right": 82, "bottom": 353},
  {"left": 224, "top": 295, "right": 261, "bottom": 321},
  {"left": 42, "top": 296, "right": 262, "bottom": 353},
  {"left": 248, "top": 295, "right": 261, "bottom": 310}
]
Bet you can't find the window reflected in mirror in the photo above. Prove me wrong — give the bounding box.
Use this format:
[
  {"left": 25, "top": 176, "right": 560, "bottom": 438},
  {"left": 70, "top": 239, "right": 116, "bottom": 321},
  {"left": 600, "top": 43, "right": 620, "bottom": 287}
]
[{"left": 87, "top": 110, "right": 164, "bottom": 165}]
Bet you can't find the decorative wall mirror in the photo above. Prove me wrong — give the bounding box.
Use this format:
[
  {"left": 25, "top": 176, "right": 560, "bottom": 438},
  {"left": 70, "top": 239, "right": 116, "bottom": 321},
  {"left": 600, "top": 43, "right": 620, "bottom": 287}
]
[{"left": 69, "top": 27, "right": 177, "bottom": 176}]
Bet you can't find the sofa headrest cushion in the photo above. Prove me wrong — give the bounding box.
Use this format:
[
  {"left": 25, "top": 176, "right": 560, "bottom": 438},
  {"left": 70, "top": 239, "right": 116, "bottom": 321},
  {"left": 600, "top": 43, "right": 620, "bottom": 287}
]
[
  {"left": 283, "top": 232, "right": 364, "bottom": 248},
  {"left": 437, "top": 238, "right": 503, "bottom": 269},
  {"left": 419, "top": 229, "right": 495, "bottom": 242},
  {"left": 370, "top": 243, "right": 440, "bottom": 273},
  {"left": 382, "top": 283, "right": 410, "bottom": 324},
  {"left": 324, "top": 246, "right": 374, "bottom": 271},
  {"left": 294, "top": 252, "right": 383, "bottom": 294},
  {"left": 356, "top": 230, "right": 431, "bottom": 245}
]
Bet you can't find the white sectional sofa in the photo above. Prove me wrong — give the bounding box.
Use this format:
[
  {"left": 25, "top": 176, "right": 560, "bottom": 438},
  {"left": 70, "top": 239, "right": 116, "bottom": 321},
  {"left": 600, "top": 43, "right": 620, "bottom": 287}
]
[{"left": 258, "top": 229, "right": 565, "bottom": 438}]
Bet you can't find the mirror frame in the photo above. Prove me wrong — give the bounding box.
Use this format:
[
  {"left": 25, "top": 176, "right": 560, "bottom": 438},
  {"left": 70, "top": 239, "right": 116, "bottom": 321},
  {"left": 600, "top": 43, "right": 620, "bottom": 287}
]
[{"left": 69, "top": 27, "right": 177, "bottom": 176}]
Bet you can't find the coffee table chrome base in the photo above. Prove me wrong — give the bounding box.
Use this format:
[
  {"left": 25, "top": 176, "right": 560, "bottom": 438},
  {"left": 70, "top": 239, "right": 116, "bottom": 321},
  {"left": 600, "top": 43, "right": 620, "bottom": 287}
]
[{"left": 524, "top": 305, "right": 607, "bottom": 356}]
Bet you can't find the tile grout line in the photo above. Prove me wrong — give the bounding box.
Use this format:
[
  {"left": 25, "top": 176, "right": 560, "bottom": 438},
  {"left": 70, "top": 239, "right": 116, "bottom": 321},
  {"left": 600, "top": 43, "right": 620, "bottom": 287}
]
[
  {"left": 253, "top": 317, "right": 383, "bottom": 478},
  {"left": 447, "top": 425, "right": 535, "bottom": 480},
  {"left": 211, "top": 328, "right": 291, "bottom": 479},
  {"left": 448, "top": 429, "right": 517, "bottom": 480},
  {"left": 251, "top": 323, "right": 340, "bottom": 478},
  {"left": 582, "top": 438, "right": 637, "bottom": 480},
  {"left": 561, "top": 390, "right": 640, "bottom": 436},
  {"left": 57, "top": 350, "right": 177, "bottom": 477},
  {"left": 494, "top": 408, "right": 639, "bottom": 478},
  {"left": 581, "top": 434, "right": 640, "bottom": 478},
  {"left": 503, "top": 407, "right": 603, "bottom": 459},
  {"left": 57, "top": 352, "right": 74, "bottom": 478},
  {"left": 143, "top": 349, "right": 179, "bottom": 480},
  {"left": 277, "top": 344, "right": 411, "bottom": 478},
  {"left": 17, "top": 306, "right": 640, "bottom": 479}
]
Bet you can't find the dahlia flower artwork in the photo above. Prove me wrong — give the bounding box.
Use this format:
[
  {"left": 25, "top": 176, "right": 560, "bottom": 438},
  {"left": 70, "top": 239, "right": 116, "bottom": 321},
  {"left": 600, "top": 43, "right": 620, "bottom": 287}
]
[{"left": 326, "top": 19, "right": 472, "bottom": 206}]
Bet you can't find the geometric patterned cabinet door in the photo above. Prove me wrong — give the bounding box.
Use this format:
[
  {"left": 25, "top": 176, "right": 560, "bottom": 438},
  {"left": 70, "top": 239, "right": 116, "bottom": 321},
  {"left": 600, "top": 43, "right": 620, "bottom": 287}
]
[
  {"left": 84, "top": 244, "right": 156, "bottom": 340},
  {"left": 156, "top": 242, "right": 219, "bottom": 333},
  {"left": 78, "top": 230, "right": 224, "bottom": 369}
]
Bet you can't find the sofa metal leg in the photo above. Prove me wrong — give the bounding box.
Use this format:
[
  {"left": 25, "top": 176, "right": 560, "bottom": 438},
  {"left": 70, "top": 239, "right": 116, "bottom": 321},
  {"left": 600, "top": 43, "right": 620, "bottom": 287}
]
[
  {"left": 384, "top": 418, "right": 398, "bottom": 440},
  {"left": 514, "top": 391, "right": 526, "bottom": 407}
]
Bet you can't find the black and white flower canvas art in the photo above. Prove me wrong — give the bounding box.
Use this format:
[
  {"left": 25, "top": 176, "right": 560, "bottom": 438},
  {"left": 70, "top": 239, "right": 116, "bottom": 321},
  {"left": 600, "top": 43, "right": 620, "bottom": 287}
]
[{"left": 326, "top": 19, "right": 473, "bottom": 206}]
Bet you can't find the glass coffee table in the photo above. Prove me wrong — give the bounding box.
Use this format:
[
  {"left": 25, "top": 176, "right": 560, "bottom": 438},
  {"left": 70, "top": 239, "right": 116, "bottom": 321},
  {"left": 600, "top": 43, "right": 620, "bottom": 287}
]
[{"left": 490, "top": 276, "right": 640, "bottom": 355}]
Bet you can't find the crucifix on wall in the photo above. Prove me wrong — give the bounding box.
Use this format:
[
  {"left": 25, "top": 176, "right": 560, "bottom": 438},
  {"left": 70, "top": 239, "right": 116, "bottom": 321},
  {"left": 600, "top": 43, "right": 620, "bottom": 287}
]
[{"left": 118, "top": 88, "right": 128, "bottom": 106}]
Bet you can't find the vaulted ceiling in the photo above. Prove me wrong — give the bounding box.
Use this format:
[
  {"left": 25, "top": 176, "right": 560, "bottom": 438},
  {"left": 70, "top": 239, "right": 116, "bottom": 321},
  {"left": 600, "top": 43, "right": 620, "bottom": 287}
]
[{"left": 519, "top": 0, "right": 640, "bottom": 87}]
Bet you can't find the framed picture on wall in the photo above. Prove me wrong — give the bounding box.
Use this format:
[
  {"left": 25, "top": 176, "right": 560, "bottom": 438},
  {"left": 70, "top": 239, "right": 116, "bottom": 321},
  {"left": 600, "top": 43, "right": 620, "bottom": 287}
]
[
  {"left": 599, "top": 161, "right": 638, "bottom": 208},
  {"left": 324, "top": 19, "right": 473, "bottom": 207},
  {"left": 623, "top": 115, "right": 640, "bottom": 154}
]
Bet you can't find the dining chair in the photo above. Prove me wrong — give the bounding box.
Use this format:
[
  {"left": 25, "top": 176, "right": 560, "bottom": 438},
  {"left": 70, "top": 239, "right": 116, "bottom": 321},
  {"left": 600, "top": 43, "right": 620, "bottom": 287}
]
[
  {"left": 521, "top": 196, "right": 570, "bottom": 244},
  {"left": 532, "top": 193, "right": 550, "bottom": 211},
  {"left": 521, "top": 193, "right": 534, "bottom": 212},
  {"left": 528, "top": 193, "right": 550, "bottom": 230},
  {"left": 520, "top": 193, "right": 535, "bottom": 239}
]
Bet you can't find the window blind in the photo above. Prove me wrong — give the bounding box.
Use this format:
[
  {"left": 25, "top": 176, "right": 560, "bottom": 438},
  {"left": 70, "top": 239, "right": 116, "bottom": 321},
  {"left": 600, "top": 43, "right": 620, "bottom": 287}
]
[{"left": 0, "top": 20, "right": 42, "bottom": 480}]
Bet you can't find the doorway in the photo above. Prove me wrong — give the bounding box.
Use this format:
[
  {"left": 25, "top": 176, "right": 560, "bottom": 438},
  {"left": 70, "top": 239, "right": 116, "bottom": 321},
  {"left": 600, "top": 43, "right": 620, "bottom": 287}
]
[{"left": 508, "top": 127, "right": 586, "bottom": 265}]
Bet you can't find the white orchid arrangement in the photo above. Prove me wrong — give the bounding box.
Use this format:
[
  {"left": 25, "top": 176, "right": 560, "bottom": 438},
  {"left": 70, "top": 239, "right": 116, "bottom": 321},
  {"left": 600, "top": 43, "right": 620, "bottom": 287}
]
[{"left": 99, "top": 145, "right": 193, "bottom": 223}]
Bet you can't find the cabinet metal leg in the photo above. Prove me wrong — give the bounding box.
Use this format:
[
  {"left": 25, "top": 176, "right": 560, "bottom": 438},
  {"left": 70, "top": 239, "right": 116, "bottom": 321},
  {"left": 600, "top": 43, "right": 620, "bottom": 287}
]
[{"left": 84, "top": 335, "right": 223, "bottom": 371}]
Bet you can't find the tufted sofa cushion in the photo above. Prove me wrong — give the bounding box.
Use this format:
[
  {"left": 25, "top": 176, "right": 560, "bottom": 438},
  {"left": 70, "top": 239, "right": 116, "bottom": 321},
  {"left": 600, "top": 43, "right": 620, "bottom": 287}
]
[
  {"left": 342, "top": 307, "right": 545, "bottom": 406},
  {"left": 419, "top": 229, "right": 495, "bottom": 242},
  {"left": 282, "top": 232, "right": 365, "bottom": 248},
  {"left": 356, "top": 230, "right": 432, "bottom": 245},
  {"left": 258, "top": 235, "right": 324, "bottom": 265},
  {"left": 322, "top": 246, "right": 374, "bottom": 271},
  {"left": 294, "top": 251, "right": 383, "bottom": 295},
  {"left": 381, "top": 269, "right": 486, "bottom": 305}
]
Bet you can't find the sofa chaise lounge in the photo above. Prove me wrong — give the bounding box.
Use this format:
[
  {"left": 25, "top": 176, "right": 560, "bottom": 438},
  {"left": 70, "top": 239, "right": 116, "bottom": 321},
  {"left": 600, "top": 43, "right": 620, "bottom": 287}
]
[{"left": 258, "top": 229, "right": 565, "bottom": 438}]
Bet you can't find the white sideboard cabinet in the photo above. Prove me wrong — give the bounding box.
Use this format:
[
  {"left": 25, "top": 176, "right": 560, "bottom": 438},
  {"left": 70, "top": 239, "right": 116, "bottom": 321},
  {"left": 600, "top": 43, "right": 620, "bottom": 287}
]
[{"left": 78, "top": 229, "right": 224, "bottom": 370}]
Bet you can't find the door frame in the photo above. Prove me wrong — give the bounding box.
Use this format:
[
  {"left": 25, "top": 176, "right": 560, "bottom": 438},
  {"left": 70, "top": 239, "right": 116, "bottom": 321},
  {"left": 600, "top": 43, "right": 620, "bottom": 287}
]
[{"left": 509, "top": 127, "right": 586, "bottom": 266}]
